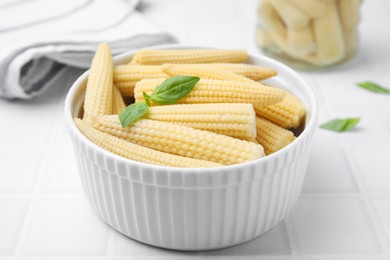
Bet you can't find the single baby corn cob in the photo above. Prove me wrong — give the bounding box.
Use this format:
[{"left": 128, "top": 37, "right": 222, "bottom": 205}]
[
  {"left": 74, "top": 119, "right": 221, "bottom": 168},
  {"left": 134, "top": 78, "right": 285, "bottom": 107},
  {"left": 174, "top": 63, "right": 277, "bottom": 81},
  {"left": 287, "top": 26, "right": 315, "bottom": 56},
  {"left": 259, "top": 0, "right": 287, "bottom": 49},
  {"left": 270, "top": 0, "right": 310, "bottom": 29},
  {"left": 111, "top": 85, "right": 126, "bottom": 114},
  {"left": 256, "top": 28, "right": 280, "bottom": 51},
  {"left": 83, "top": 43, "right": 113, "bottom": 122},
  {"left": 115, "top": 81, "right": 137, "bottom": 97},
  {"left": 312, "top": 0, "right": 345, "bottom": 65},
  {"left": 114, "top": 65, "right": 167, "bottom": 96},
  {"left": 92, "top": 116, "right": 265, "bottom": 165},
  {"left": 290, "top": 0, "right": 328, "bottom": 18},
  {"left": 147, "top": 103, "right": 257, "bottom": 139},
  {"left": 130, "top": 49, "right": 248, "bottom": 65},
  {"left": 162, "top": 64, "right": 256, "bottom": 84},
  {"left": 338, "top": 0, "right": 360, "bottom": 54},
  {"left": 255, "top": 117, "right": 295, "bottom": 154},
  {"left": 254, "top": 91, "right": 306, "bottom": 129}
]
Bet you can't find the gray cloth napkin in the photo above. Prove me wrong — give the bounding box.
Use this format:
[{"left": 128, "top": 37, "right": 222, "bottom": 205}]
[{"left": 0, "top": 0, "right": 176, "bottom": 99}]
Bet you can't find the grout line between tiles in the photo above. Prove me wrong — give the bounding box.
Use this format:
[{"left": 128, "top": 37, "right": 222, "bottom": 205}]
[
  {"left": 338, "top": 131, "right": 390, "bottom": 254},
  {"left": 11, "top": 68, "right": 76, "bottom": 256}
]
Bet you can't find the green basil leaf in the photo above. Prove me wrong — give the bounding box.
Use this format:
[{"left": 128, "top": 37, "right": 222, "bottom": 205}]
[
  {"left": 356, "top": 81, "right": 390, "bottom": 94},
  {"left": 118, "top": 102, "right": 149, "bottom": 127},
  {"left": 320, "top": 117, "right": 360, "bottom": 132},
  {"left": 150, "top": 76, "right": 200, "bottom": 105},
  {"left": 143, "top": 92, "right": 151, "bottom": 106}
]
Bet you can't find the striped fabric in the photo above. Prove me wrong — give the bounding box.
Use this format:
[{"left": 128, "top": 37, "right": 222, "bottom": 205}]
[{"left": 0, "top": 0, "right": 175, "bottom": 99}]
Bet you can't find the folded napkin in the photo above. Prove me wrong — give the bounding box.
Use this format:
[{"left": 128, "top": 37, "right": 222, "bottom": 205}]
[{"left": 0, "top": 0, "right": 176, "bottom": 99}]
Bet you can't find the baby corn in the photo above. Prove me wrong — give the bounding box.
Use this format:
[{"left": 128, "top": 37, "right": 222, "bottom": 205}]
[
  {"left": 290, "top": 0, "right": 328, "bottom": 18},
  {"left": 254, "top": 91, "right": 306, "bottom": 129},
  {"left": 111, "top": 85, "right": 126, "bottom": 114},
  {"left": 256, "top": 28, "right": 279, "bottom": 50},
  {"left": 83, "top": 43, "right": 113, "bottom": 122},
  {"left": 74, "top": 119, "right": 222, "bottom": 168},
  {"left": 135, "top": 78, "right": 285, "bottom": 107},
  {"left": 115, "top": 81, "right": 137, "bottom": 97},
  {"left": 270, "top": 0, "right": 310, "bottom": 29},
  {"left": 287, "top": 26, "right": 315, "bottom": 56},
  {"left": 114, "top": 65, "right": 167, "bottom": 96},
  {"left": 256, "top": 117, "right": 295, "bottom": 154},
  {"left": 162, "top": 64, "right": 257, "bottom": 84},
  {"left": 259, "top": 0, "right": 287, "bottom": 49},
  {"left": 339, "top": 0, "right": 360, "bottom": 54},
  {"left": 147, "top": 103, "right": 257, "bottom": 139},
  {"left": 92, "top": 116, "right": 265, "bottom": 165},
  {"left": 130, "top": 49, "right": 248, "bottom": 65},
  {"left": 312, "top": 0, "right": 345, "bottom": 65},
  {"left": 167, "top": 63, "right": 277, "bottom": 81}
]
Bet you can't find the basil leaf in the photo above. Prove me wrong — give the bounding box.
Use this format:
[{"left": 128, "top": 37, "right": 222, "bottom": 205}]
[
  {"left": 150, "top": 76, "right": 200, "bottom": 105},
  {"left": 143, "top": 92, "right": 151, "bottom": 106},
  {"left": 118, "top": 102, "right": 148, "bottom": 127},
  {"left": 320, "top": 117, "right": 360, "bottom": 132},
  {"left": 356, "top": 81, "right": 390, "bottom": 94}
]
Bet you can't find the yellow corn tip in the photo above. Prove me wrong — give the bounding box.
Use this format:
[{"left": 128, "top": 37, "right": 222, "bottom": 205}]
[
  {"left": 162, "top": 64, "right": 256, "bottom": 84},
  {"left": 74, "top": 118, "right": 221, "bottom": 168},
  {"left": 134, "top": 78, "right": 285, "bottom": 107},
  {"left": 92, "top": 116, "right": 265, "bottom": 165},
  {"left": 254, "top": 91, "right": 306, "bottom": 129},
  {"left": 115, "top": 81, "right": 136, "bottom": 97},
  {"left": 130, "top": 49, "right": 249, "bottom": 65},
  {"left": 173, "top": 63, "right": 277, "bottom": 81},
  {"left": 255, "top": 117, "right": 295, "bottom": 155},
  {"left": 83, "top": 43, "right": 113, "bottom": 122},
  {"left": 111, "top": 85, "right": 126, "bottom": 114},
  {"left": 147, "top": 103, "right": 257, "bottom": 139},
  {"left": 113, "top": 65, "right": 167, "bottom": 97}
]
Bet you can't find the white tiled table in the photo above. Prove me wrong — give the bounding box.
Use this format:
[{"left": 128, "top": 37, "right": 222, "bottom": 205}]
[{"left": 1, "top": 0, "right": 390, "bottom": 259}]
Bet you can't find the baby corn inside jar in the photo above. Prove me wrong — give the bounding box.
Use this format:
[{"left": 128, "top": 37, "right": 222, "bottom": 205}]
[{"left": 256, "top": 0, "right": 361, "bottom": 69}]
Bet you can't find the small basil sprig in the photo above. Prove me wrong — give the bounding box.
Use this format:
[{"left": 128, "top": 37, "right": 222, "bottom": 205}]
[
  {"left": 119, "top": 76, "right": 200, "bottom": 127},
  {"left": 118, "top": 102, "right": 149, "bottom": 128},
  {"left": 356, "top": 81, "right": 390, "bottom": 94},
  {"left": 320, "top": 117, "right": 360, "bottom": 132},
  {"left": 143, "top": 76, "right": 200, "bottom": 105}
]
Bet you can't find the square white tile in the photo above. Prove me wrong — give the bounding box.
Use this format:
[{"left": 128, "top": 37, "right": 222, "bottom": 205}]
[
  {"left": 326, "top": 103, "right": 390, "bottom": 143},
  {"left": 291, "top": 196, "right": 381, "bottom": 254},
  {"left": 110, "top": 229, "right": 196, "bottom": 257},
  {"left": 23, "top": 196, "right": 109, "bottom": 256},
  {"left": 0, "top": 101, "right": 58, "bottom": 144},
  {"left": 310, "top": 62, "right": 374, "bottom": 105},
  {"left": 0, "top": 148, "right": 43, "bottom": 193},
  {"left": 311, "top": 108, "right": 339, "bottom": 145},
  {"left": 40, "top": 146, "right": 83, "bottom": 193},
  {"left": 372, "top": 198, "right": 390, "bottom": 244},
  {"left": 55, "top": 118, "right": 72, "bottom": 145},
  {"left": 302, "top": 146, "right": 358, "bottom": 193},
  {"left": 198, "top": 222, "right": 291, "bottom": 256},
  {"left": 351, "top": 145, "right": 390, "bottom": 193},
  {"left": 0, "top": 69, "right": 72, "bottom": 145},
  {"left": 0, "top": 198, "right": 29, "bottom": 255}
]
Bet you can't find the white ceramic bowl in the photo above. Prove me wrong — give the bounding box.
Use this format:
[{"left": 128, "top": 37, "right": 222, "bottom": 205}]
[{"left": 64, "top": 45, "right": 318, "bottom": 251}]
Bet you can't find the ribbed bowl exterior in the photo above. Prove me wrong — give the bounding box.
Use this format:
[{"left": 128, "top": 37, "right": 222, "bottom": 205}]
[
  {"left": 65, "top": 45, "right": 318, "bottom": 251},
  {"left": 68, "top": 128, "right": 312, "bottom": 250}
]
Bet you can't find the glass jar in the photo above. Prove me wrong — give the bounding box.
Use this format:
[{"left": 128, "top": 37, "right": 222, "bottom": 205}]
[{"left": 256, "top": 0, "right": 361, "bottom": 70}]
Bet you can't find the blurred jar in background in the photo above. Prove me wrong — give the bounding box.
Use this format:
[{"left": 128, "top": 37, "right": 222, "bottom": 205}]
[{"left": 256, "top": 0, "right": 361, "bottom": 70}]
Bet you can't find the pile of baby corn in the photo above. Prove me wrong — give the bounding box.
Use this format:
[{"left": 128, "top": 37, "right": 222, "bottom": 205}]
[
  {"left": 75, "top": 43, "right": 306, "bottom": 168},
  {"left": 257, "top": 0, "right": 361, "bottom": 66}
]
